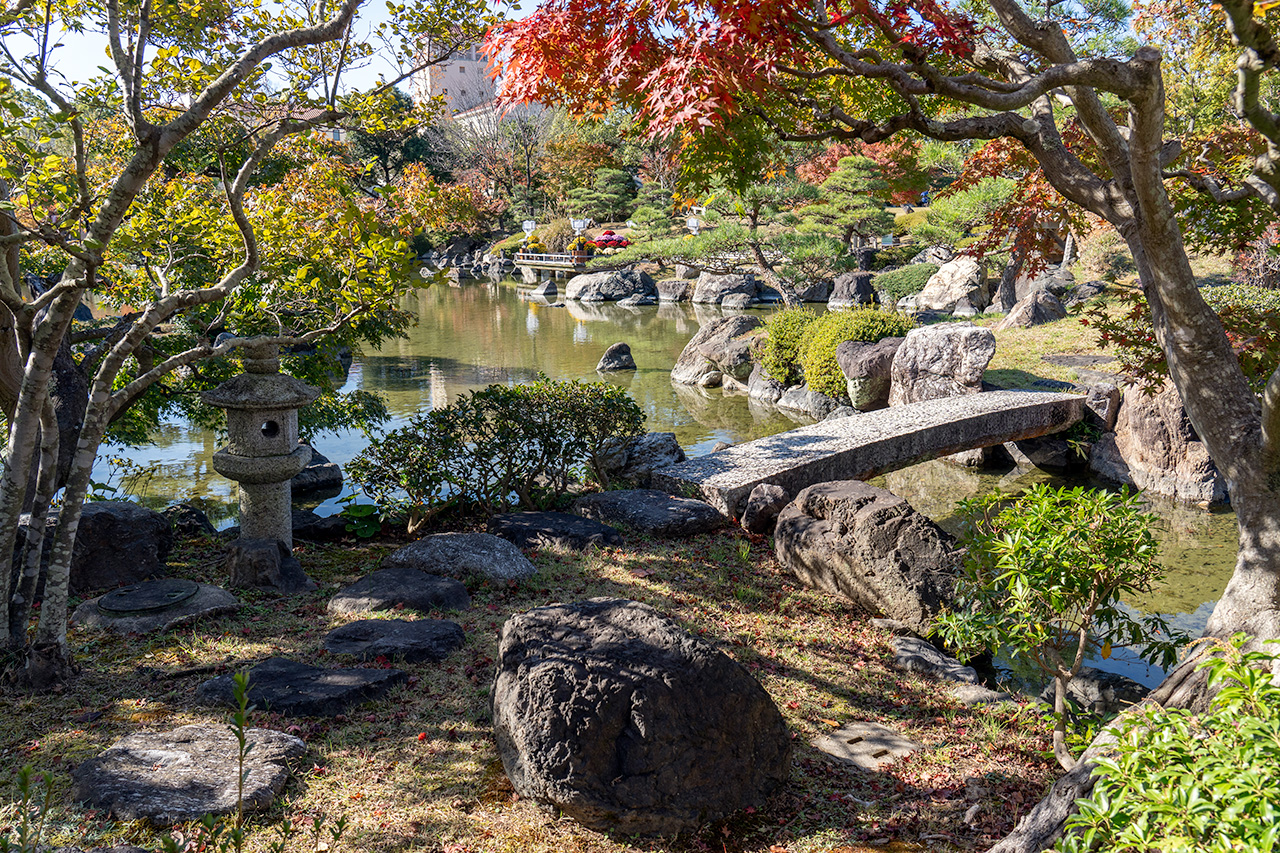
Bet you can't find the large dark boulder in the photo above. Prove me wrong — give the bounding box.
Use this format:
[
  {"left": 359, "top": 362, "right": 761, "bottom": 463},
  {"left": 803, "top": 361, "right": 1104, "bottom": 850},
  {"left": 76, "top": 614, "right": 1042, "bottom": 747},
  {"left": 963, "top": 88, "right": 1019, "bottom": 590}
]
[
  {"left": 774, "top": 481, "right": 959, "bottom": 634},
  {"left": 670, "top": 315, "right": 762, "bottom": 386},
  {"left": 492, "top": 598, "right": 791, "bottom": 835},
  {"left": 20, "top": 501, "right": 175, "bottom": 595},
  {"left": 827, "top": 271, "right": 876, "bottom": 308}
]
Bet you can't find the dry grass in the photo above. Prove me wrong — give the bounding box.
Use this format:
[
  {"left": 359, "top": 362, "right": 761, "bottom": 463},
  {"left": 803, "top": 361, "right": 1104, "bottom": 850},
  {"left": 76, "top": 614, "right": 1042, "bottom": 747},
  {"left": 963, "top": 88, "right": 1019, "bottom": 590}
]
[{"left": 0, "top": 525, "right": 1056, "bottom": 853}]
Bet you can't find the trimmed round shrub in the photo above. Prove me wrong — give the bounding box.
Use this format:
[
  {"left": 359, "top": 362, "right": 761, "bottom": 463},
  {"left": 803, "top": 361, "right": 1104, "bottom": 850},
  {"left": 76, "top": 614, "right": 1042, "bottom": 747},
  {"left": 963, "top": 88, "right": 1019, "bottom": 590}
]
[
  {"left": 761, "top": 307, "right": 818, "bottom": 386},
  {"left": 1078, "top": 227, "right": 1136, "bottom": 283},
  {"left": 799, "top": 309, "right": 915, "bottom": 400},
  {"left": 872, "top": 263, "right": 939, "bottom": 305}
]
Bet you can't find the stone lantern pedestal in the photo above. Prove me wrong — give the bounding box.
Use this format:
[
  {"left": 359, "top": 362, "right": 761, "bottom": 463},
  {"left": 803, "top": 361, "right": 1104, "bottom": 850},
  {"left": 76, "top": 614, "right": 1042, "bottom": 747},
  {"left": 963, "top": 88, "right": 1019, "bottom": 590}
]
[{"left": 202, "top": 343, "right": 320, "bottom": 552}]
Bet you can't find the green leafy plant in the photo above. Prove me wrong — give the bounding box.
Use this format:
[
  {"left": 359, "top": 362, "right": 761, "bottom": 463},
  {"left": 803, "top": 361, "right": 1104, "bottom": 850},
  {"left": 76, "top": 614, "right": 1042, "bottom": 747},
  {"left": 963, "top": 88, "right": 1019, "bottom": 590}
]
[
  {"left": 336, "top": 496, "right": 383, "bottom": 539},
  {"left": 0, "top": 767, "right": 55, "bottom": 853},
  {"left": 761, "top": 307, "right": 819, "bottom": 385},
  {"left": 1059, "top": 636, "right": 1280, "bottom": 853},
  {"left": 798, "top": 309, "right": 915, "bottom": 400},
  {"left": 872, "top": 263, "right": 939, "bottom": 306},
  {"left": 348, "top": 377, "right": 645, "bottom": 530},
  {"left": 934, "top": 484, "right": 1188, "bottom": 771}
]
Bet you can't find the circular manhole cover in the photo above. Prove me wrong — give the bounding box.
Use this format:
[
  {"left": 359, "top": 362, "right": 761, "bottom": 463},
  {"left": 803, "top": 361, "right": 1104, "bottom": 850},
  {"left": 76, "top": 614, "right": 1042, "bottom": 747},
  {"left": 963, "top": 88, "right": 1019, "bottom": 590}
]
[{"left": 97, "top": 578, "right": 200, "bottom": 615}]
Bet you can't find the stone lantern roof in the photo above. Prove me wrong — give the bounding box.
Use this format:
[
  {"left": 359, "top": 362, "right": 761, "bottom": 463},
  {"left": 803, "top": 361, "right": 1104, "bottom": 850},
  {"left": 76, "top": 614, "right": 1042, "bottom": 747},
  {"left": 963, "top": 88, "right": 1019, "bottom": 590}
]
[
  {"left": 201, "top": 372, "right": 321, "bottom": 410},
  {"left": 200, "top": 340, "right": 321, "bottom": 410}
]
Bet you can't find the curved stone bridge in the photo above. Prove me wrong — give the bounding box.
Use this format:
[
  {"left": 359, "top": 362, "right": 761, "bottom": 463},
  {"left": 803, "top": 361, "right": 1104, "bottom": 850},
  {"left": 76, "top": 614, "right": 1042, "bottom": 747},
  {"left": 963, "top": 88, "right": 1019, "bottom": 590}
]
[{"left": 652, "top": 390, "right": 1084, "bottom": 518}]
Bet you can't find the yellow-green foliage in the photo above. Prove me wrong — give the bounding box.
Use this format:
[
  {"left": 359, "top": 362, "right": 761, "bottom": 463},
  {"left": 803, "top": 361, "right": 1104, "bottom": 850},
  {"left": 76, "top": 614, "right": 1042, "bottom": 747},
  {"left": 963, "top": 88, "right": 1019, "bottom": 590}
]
[
  {"left": 873, "top": 263, "right": 939, "bottom": 304},
  {"left": 541, "top": 219, "right": 575, "bottom": 252},
  {"left": 894, "top": 210, "right": 929, "bottom": 234},
  {"left": 762, "top": 307, "right": 819, "bottom": 385},
  {"left": 800, "top": 309, "right": 915, "bottom": 399}
]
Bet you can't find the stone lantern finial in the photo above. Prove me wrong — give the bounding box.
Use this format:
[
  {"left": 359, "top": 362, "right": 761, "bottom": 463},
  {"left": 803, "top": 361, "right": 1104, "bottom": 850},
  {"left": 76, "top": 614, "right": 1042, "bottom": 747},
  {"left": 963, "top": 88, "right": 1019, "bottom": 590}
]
[{"left": 202, "top": 342, "right": 320, "bottom": 552}]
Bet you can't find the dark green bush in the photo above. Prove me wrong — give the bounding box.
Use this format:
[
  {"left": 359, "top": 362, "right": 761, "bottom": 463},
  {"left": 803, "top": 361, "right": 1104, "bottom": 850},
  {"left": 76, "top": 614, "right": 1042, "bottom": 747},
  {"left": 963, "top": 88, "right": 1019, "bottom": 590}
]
[
  {"left": 799, "top": 309, "right": 915, "bottom": 399},
  {"left": 347, "top": 377, "right": 645, "bottom": 530},
  {"left": 761, "top": 307, "right": 819, "bottom": 386},
  {"left": 872, "top": 263, "right": 939, "bottom": 305},
  {"left": 870, "top": 244, "right": 918, "bottom": 271}
]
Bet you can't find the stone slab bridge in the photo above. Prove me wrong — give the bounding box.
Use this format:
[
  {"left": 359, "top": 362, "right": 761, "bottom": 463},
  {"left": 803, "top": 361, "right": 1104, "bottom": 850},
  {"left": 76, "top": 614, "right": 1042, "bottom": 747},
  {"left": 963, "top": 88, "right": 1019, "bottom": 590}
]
[{"left": 651, "top": 390, "right": 1084, "bottom": 518}]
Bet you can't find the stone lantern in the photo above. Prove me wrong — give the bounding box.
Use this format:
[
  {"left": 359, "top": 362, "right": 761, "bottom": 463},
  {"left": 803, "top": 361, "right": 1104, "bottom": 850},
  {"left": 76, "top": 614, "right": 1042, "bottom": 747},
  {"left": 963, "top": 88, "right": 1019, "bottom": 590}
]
[{"left": 202, "top": 342, "right": 319, "bottom": 551}]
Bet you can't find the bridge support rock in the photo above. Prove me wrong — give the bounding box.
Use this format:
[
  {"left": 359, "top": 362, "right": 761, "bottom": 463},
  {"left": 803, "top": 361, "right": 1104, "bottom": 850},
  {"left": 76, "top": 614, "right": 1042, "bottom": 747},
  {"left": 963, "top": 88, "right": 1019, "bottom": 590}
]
[{"left": 775, "top": 480, "right": 959, "bottom": 634}]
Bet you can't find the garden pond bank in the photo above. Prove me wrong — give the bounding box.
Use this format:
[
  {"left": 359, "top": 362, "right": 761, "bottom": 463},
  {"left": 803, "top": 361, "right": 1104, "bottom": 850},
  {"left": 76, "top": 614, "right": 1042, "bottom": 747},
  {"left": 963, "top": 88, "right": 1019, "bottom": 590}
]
[{"left": 108, "top": 279, "right": 1237, "bottom": 686}]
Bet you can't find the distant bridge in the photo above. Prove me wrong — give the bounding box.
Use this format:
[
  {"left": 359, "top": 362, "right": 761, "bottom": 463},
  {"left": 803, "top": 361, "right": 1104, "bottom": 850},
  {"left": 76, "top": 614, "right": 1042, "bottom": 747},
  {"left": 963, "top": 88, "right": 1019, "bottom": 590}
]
[{"left": 651, "top": 390, "right": 1084, "bottom": 518}]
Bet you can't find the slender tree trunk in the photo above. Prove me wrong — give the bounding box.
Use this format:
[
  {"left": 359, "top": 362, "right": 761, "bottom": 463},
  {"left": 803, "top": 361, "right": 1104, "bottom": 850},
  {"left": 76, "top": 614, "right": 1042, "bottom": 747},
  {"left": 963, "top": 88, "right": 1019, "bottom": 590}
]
[
  {"left": 0, "top": 293, "right": 80, "bottom": 623},
  {"left": 8, "top": 398, "right": 59, "bottom": 648},
  {"left": 995, "top": 250, "right": 1025, "bottom": 313}
]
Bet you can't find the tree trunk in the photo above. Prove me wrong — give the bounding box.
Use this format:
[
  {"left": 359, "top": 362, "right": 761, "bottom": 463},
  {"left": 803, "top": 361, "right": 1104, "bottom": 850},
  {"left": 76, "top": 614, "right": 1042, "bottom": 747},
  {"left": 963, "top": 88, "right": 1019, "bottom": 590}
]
[{"left": 994, "top": 250, "right": 1024, "bottom": 313}]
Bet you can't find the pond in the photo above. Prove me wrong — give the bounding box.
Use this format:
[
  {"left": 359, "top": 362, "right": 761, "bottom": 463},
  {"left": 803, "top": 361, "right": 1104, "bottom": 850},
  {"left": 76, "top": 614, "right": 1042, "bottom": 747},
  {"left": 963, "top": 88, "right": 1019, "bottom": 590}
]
[{"left": 107, "top": 279, "right": 1238, "bottom": 688}]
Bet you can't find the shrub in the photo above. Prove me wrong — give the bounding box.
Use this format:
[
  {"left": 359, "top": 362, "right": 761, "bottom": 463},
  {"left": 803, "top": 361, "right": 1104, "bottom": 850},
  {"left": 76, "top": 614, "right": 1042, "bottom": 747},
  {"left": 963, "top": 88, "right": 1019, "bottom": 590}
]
[
  {"left": 1059, "top": 636, "right": 1280, "bottom": 853},
  {"left": 539, "top": 219, "right": 575, "bottom": 252},
  {"left": 798, "top": 309, "right": 915, "bottom": 399},
  {"left": 1233, "top": 222, "right": 1280, "bottom": 289},
  {"left": 894, "top": 209, "right": 929, "bottom": 234},
  {"left": 348, "top": 377, "right": 645, "bottom": 531},
  {"left": 1085, "top": 283, "right": 1280, "bottom": 393},
  {"left": 934, "top": 485, "right": 1187, "bottom": 771},
  {"left": 761, "top": 306, "right": 819, "bottom": 385},
  {"left": 1077, "top": 227, "right": 1137, "bottom": 283},
  {"left": 870, "top": 244, "right": 918, "bottom": 271},
  {"left": 872, "top": 263, "right": 939, "bottom": 305}
]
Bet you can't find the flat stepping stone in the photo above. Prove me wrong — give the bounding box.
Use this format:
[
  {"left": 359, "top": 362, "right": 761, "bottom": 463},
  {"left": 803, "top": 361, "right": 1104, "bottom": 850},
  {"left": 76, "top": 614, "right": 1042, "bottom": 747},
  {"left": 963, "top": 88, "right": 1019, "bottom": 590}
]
[
  {"left": 70, "top": 580, "right": 238, "bottom": 634},
  {"left": 327, "top": 567, "right": 470, "bottom": 616},
  {"left": 196, "top": 657, "right": 407, "bottom": 717},
  {"left": 383, "top": 532, "right": 536, "bottom": 582},
  {"left": 71, "top": 724, "right": 304, "bottom": 823},
  {"left": 571, "top": 489, "right": 725, "bottom": 537},
  {"left": 813, "top": 722, "right": 922, "bottom": 771},
  {"left": 324, "top": 618, "right": 465, "bottom": 662},
  {"left": 488, "top": 511, "right": 623, "bottom": 551}
]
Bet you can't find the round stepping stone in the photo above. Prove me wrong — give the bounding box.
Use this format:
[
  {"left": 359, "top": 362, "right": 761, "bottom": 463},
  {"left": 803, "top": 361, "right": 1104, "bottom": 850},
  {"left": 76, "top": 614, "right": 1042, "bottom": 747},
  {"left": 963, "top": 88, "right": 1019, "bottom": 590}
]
[
  {"left": 382, "top": 532, "right": 536, "bottom": 582},
  {"left": 571, "top": 489, "right": 726, "bottom": 537},
  {"left": 812, "top": 722, "right": 922, "bottom": 771},
  {"left": 71, "top": 724, "right": 304, "bottom": 823},
  {"left": 70, "top": 580, "right": 238, "bottom": 634},
  {"left": 488, "top": 511, "right": 623, "bottom": 551},
  {"left": 196, "top": 657, "right": 407, "bottom": 717},
  {"left": 326, "top": 567, "right": 470, "bottom": 616},
  {"left": 324, "top": 618, "right": 465, "bottom": 662}
]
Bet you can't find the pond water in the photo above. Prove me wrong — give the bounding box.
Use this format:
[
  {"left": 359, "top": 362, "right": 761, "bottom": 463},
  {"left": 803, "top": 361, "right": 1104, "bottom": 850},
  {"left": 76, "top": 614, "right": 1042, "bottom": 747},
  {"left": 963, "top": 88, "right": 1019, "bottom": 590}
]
[{"left": 108, "top": 279, "right": 1239, "bottom": 687}]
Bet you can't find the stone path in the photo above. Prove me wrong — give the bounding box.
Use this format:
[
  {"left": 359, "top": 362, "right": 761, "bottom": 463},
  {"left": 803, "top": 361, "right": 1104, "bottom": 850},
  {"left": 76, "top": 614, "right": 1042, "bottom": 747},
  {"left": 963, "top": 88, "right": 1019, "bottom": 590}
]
[
  {"left": 72, "top": 725, "right": 304, "bottom": 823},
  {"left": 325, "top": 618, "right": 465, "bottom": 662},
  {"left": 197, "top": 657, "right": 407, "bottom": 717},
  {"left": 652, "top": 390, "right": 1083, "bottom": 517},
  {"left": 812, "top": 722, "right": 922, "bottom": 771}
]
